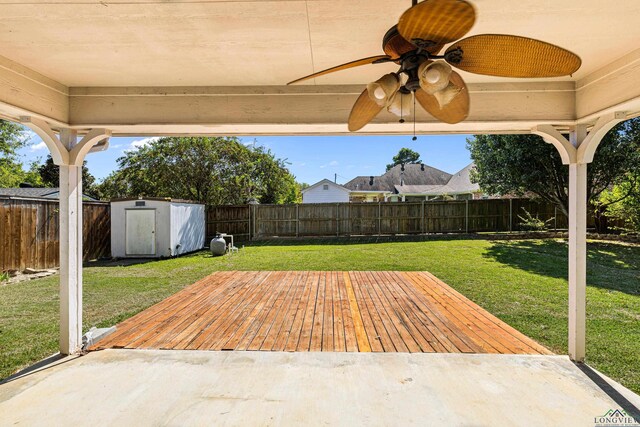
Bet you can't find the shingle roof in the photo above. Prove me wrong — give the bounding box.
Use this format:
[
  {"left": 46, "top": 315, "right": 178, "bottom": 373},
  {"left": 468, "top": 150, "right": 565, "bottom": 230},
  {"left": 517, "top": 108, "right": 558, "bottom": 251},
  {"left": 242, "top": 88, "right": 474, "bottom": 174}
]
[
  {"left": 343, "top": 164, "right": 452, "bottom": 192},
  {"left": 0, "top": 188, "right": 61, "bottom": 198},
  {"left": 445, "top": 163, "right": 480, "bottom": 193}
]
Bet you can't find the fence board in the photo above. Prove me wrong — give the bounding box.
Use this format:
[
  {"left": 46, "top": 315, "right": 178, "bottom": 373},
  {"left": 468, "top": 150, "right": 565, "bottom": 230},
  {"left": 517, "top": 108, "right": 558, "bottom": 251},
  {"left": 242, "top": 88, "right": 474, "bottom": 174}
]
[
  {"left": 205, "top": 198, "right": 577, "bottom": 240},
  {"left": 0, "top": 198, "right": 110, "bottom": 272}
]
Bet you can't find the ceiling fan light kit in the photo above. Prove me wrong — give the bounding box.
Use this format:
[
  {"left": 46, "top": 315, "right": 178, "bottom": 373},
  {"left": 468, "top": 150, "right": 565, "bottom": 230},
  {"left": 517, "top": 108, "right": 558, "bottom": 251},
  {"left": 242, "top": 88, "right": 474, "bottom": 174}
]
[
  {"left": 387, "top": 91, "right": 414, "bottom": 118},
  {"left": 367, "top": 73, "right": 401, "bottom": 107},
  {"left": 287, "top": 0, "right": 582, "bottom": 132},
  {"left": 418, "top": 61, "right": 451, "bottom": 93}
]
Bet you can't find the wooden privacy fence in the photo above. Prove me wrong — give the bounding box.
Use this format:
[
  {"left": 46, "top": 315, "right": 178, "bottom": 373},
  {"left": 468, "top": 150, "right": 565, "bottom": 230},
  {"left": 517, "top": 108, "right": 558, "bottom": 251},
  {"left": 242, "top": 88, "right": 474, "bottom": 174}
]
[
  {"left": 0, "top": 198, "right": 111, "bottom": 271},
  {"left": 206, "top": 199, "right": 572, "bottom": 241}
]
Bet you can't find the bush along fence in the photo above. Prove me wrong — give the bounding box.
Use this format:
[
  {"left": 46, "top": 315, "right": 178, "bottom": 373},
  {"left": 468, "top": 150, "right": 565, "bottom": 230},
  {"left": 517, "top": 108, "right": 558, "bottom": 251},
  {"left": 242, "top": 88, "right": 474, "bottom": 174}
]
[
  {"left": 0, "top": 198, "right": 110, "bottom": 272},
  {"left": 206, "top": 199, "right": 583, "bottom": 242}
]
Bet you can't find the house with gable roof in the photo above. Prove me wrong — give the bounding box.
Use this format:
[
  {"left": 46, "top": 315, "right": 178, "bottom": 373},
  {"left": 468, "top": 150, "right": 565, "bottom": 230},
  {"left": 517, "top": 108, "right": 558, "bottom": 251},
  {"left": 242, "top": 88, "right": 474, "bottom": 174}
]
[{"left": 302, "top": 163, "right": 486, "bottom": 203}]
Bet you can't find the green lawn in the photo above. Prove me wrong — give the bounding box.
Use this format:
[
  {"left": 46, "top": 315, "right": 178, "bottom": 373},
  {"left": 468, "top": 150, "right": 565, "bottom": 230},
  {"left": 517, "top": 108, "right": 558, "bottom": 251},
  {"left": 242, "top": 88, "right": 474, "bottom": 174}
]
[{"left": 1, "top": 238, "right": 639, "bottom": 393}]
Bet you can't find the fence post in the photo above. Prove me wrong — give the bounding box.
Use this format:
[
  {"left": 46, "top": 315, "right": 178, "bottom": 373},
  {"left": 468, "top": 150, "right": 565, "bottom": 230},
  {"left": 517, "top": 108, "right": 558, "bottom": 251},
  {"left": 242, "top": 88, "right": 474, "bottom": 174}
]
[
  {"left": 509, "top": 198, "right": 513, "bottom": 232},
  {"left": 336, "top": 203, "right": 339, "bottom": 236},
  {"left": 465, "top": 199, "right": 469, "bottom": 234},
  {"left": 246, "top": 206, "right": 250, "bottom": 241},
  {"left": 296, "top": 204, "right": 299, "bottom": 237},
  {"left": 253, "top": 204, "right": 257, "bottom": 239},
  {"left": 421, "top": 200, "right": 425, "bottom": 234},
  {"left": 378, "top": 202, "right": 382, "bottom": 236},
  {"left": 554, "top": 206, "right": 558, "bottom": 231}
]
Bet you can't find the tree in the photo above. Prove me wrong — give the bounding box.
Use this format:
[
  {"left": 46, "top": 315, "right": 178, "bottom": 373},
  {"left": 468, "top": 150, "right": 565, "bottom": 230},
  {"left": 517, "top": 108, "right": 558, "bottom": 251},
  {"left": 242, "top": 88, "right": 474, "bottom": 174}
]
[
  {"left": 386, "top": 148, "right": 421, "bottom": 171},
  {"left": 467, "top": 118, "right": 640, "bottom": 231},
  {"left": 0, "top": 119, "right": 31, "bottom": 187},
  {"left": 95, "top": 137, "right": 299, "bottom": 205},
  {"left": 38, "top": 155, "right": 97, "bottom": 196},
  {"left": 598, "top": 175, "right": 640, "bottom": 232}
]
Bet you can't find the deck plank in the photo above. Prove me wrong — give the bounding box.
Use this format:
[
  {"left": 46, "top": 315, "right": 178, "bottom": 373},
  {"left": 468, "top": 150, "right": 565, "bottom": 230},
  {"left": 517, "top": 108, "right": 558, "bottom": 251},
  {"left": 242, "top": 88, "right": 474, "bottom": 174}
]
[
  {"left": 331, "top": 272, "right": 346, "bottom": 352},
  {"left": 284, "top": 272, "right": 314, "bottom": 352},
  {"left": 342, "top": 272, "right": 370, "bottom": 352},
  {"left": 187, "top": 271, "right": 274, "bottom": 350},
  {"left": 204, "top": 271, "right": 282, "bottom": 351},
  {"left": 90, "top": 270, "right": 551, "bottom": 356},
  {"left": 296, "top": 272, "right": 321, "bottom": 351},
  {"left": 268, "top": 274, "right": 307, "bottom": 351}
]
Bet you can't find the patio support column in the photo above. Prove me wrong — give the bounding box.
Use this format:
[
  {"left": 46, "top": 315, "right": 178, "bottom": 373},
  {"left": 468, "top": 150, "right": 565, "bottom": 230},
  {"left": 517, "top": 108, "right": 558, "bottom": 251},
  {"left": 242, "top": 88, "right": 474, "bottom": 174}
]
[
  {"left": 532, "top": 113, "right": 625, "bottom": 362},
  {"left": 20, "top": 117, "right": 111, "bottom": 355}
]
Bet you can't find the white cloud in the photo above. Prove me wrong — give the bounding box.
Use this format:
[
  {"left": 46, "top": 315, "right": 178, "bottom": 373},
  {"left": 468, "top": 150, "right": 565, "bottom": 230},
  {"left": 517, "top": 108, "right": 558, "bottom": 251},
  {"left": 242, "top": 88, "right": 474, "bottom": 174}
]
[
  {"left": 30, "top": 141, "right": 48, "bottom": 152},
  {"left": 124, "top": 137, "right": 159, "bottom": 152},
  {"left": 320, "top": 160, "right": 339, "bottom": 169},
  {"left": 23, "top": 130, "right": 38, "bottom": 142}
]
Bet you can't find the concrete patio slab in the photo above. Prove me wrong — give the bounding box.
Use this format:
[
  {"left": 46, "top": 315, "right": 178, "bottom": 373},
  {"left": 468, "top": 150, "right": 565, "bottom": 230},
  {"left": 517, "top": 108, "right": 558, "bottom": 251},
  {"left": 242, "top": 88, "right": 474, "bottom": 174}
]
[{"left": 1, "top": 350, "right": 639, "bottom": 426}]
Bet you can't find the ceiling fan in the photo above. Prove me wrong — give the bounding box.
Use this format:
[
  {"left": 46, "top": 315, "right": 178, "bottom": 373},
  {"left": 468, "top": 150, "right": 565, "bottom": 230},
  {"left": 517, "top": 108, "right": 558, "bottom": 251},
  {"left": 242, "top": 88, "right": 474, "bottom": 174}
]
[{"left": 287, "top": 0, "right": 581, "bottom": 132}]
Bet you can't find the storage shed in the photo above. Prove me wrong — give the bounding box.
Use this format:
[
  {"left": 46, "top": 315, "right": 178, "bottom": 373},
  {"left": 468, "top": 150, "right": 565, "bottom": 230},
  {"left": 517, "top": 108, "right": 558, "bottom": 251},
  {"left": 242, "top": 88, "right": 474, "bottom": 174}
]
[{"left": 110, "top": 198, "right": 205, "bottom": 258}]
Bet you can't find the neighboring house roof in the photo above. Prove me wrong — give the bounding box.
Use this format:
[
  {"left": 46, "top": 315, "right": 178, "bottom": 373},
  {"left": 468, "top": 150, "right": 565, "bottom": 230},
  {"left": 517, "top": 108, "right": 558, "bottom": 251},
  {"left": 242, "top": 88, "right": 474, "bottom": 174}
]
[
  {"left": 302, "top": 179, "right": 350, "bottom": 194},
  {"left": 394, "top": 164, "right": 481, "bottom": 196},
  {"left": 343, "top": 163, "right": 452, "bottom": 192},
  {"left": 306, "top": 164, "right": 481, "bottom": 198},
  {"left": 394, "top": 185, "right": 445, "bottom": 194},
  {"left": 445, "top": 163, "right": 480, "bottom": 194},
  {"left": 0, "top": 187, "right": 98, "bottom": 201},
  {"left": 0, "top": 188, "right": 61, "bottom": 198}
]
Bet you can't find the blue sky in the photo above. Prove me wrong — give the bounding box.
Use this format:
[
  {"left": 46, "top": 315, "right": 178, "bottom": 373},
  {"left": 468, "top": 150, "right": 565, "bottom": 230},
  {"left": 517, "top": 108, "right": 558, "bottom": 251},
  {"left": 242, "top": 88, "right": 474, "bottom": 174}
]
[{"left": 18, "top": 133, "right": 473, "bottom": 185}]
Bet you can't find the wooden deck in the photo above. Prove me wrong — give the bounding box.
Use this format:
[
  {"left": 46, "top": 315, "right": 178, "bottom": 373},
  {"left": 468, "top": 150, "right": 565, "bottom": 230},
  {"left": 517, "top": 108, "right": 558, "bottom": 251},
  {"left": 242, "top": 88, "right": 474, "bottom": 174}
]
[{"left": 91, "top": 271, "right": 551, "bottom": 354}]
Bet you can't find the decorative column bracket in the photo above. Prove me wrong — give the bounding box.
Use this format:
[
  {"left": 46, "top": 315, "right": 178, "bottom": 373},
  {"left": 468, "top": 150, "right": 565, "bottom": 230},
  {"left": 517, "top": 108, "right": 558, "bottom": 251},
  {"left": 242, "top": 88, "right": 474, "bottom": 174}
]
[
  {"left": 532, "top": 112, "right": 627, "bottom": 164},
  {"left": 19, "top": 116, "right": 111, "bottom": 166}
]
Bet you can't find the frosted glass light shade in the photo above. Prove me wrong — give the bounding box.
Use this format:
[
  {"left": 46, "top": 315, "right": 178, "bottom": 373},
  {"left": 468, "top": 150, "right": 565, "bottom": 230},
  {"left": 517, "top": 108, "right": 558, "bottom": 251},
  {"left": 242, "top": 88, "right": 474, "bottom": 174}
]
[
  {"left": 387, "top": 92, "right": 413, "bottom": 117},
  {"left": 418, "top": 61, "right": 452, "bottom": 94},
  {"left": 367, "top": 74, "right": 400, "bottom": 107}
]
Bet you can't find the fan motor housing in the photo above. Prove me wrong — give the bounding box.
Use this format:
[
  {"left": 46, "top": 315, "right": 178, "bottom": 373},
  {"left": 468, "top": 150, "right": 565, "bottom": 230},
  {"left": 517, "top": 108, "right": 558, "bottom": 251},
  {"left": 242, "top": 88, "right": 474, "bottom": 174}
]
[{"left": 382, "top": 26, "right": 418, "bottom": 60}]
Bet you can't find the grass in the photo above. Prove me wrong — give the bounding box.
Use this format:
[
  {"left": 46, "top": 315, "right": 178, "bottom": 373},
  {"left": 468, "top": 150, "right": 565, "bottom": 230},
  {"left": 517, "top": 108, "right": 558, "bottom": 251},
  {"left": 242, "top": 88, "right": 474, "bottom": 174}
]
[{"left": 1, "top": 238, "right": 639, "bottom": 394}]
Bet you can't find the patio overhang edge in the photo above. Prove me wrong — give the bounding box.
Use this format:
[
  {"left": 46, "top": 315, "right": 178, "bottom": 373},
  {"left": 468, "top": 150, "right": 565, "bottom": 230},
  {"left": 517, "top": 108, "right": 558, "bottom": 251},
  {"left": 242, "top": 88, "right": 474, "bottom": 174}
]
[{"left": 1, "top": 48, "right": 640, "bottom": 135}]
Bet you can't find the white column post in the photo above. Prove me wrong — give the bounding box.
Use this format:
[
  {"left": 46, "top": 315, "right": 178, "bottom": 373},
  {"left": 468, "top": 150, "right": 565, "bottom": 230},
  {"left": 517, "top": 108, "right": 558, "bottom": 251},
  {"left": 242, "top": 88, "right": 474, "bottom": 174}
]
[
  {"left": 532, "top": 114, "right": 625, "bottom": 362},
  {"left": 59, "top": 128, "right": 83, "bottom": 354},
  {"left": 20, "top": 118, "right": 111, "bottom": 355},
  {"left": 567, "top": 126, "right": 588, "bottom": 362}
]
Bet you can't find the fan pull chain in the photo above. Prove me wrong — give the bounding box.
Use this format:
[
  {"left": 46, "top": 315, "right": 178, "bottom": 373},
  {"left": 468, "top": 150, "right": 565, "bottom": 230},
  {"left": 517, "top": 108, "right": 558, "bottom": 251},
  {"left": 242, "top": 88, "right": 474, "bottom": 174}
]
[
  {"left": 412, "top": 93, "right": 417, "bottom": 141},
  {"left": 399, "top": 94, "right": 405, "bottom": 124}
]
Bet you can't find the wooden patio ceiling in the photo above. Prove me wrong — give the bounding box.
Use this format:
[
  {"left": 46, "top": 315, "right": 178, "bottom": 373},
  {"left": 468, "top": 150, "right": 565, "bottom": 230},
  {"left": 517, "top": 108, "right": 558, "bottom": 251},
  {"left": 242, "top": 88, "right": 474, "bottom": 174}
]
[{"left": 91, "top": 271, "right": 550, "bottom": 354}]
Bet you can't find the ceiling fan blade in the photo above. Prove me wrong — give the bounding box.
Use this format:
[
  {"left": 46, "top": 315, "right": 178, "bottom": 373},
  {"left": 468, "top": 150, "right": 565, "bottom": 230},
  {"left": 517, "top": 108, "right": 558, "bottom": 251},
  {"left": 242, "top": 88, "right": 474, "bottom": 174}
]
[
  {"left": 415, "top": 70, "right": 469, "bottom": 124},
  {"left": 398, "top": 0, "right": 475, "bottom": 48},
  {"left": 348, "top": 88, "right": 384, "bottom": 132},
  {"left": 288, "top": 55, "right": 392, "bottom": 85},
  {"left": 445, "top": 34, "right": 582, "bottom": 78}
]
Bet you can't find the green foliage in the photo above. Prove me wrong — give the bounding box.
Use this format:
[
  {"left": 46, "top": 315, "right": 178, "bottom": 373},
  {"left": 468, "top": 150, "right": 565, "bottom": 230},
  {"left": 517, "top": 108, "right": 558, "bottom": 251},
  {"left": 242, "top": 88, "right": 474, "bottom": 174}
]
[
  {"left": 468, "top": 118, "right": 640, "bottom": 218},
  {"left": 517, "top": 207, "right": 554, "bottom": 231},
  {"left": 95, "top": 137, "right": 299, "bottom": 205},
  {"left": 38, "top": 155, "right": 98, "bottom": 197},
  {"left": 599, "top": 176, "right": 640, "bottom": 232},
  {"left": 386, "top": 147, "right": 421, "bottom": 171},
  {"left": 0, "top": 120, "right": 31, "bottom": 187}
]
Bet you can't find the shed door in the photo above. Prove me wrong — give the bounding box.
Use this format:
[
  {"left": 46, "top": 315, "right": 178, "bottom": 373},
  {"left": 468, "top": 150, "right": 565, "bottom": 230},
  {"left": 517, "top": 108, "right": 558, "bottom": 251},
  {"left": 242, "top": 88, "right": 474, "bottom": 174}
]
[{"left": 125, "top": 209, "right": 156, "bottom": 255}]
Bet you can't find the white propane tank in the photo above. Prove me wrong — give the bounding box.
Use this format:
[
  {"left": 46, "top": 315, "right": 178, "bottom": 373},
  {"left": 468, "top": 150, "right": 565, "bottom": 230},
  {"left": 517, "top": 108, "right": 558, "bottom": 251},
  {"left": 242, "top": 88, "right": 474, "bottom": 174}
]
[{"left": 210, "top": 235, "right": 227, "bottom": 256}]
